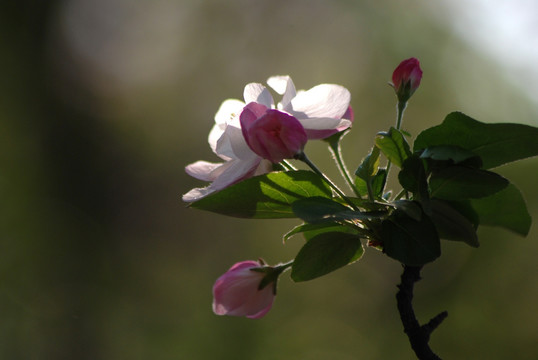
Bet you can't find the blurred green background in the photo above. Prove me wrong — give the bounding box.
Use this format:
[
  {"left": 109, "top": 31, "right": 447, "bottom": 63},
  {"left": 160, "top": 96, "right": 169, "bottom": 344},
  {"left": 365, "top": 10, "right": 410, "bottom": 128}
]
[{"left": 1, "top": 1, "right": 537, "bottom": 359}]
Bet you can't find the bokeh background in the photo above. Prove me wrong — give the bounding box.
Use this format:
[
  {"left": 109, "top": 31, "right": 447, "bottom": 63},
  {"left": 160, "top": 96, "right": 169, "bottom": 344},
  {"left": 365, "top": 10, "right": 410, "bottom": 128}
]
[{"left": 1, "top": 1, "right": 537, "bottom": 359}]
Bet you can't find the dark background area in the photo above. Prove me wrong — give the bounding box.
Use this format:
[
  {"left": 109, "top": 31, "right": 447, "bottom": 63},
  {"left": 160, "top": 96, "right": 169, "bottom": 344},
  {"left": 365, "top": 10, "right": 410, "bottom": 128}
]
[{"left": 1, "top": 1, "right": 537, "bottom": 359}]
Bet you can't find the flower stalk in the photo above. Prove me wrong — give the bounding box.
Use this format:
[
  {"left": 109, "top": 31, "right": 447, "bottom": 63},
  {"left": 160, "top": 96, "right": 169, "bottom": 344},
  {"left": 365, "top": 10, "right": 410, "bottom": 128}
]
[
  {"left": 296, "top": 151, "right": 359, "bottom": 211},
  {"left": 326, "top": 133, "right": 362, "bottom": 197}
]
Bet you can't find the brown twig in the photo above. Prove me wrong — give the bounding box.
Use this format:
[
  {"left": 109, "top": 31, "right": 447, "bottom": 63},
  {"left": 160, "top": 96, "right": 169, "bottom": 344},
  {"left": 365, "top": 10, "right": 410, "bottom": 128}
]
[{"left": 396, "top": 265, "right": 448, "bottom": 360}]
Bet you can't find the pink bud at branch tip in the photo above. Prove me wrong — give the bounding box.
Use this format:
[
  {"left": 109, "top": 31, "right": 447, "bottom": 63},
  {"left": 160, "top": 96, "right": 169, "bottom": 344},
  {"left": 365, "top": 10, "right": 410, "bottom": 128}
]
[
  {"left": 212, "top": 260, "right": 276, "bottom": 319},
  {"left": 391, "top": 57, "right": 423, "bottom": 102}
]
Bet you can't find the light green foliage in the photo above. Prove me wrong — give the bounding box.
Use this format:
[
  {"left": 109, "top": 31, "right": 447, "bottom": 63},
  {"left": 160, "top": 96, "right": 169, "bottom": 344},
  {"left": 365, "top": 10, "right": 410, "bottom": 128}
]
[
  {"left": 191, "top": 171, "right": 332, "bottom": 218},
  {"left": 193, "top": 112, "right": 537, "bottom": 268},
  {"left": 375, "top": 127, "right": 412, "bottom": 167}
]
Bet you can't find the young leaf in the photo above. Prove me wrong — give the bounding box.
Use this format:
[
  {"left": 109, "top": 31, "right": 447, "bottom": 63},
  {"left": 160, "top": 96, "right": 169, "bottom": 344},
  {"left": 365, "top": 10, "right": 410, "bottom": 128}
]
[
  {"left": 372, "top": 169, "right": 388, "bottom": 199},
  {"left": 291, "top": 232, "right": 364, "bottom": 282},
  {"left": 354, "top": 169, "right": 387, "bottom": 199},
  {"left": 414, "top": 112, "right": 538, "bottom": 169},
  {"left": 380, "top": 208, "right": 440, "bottom": 266},
  {"left": 429, "top": 166, "right": 509, "bottom": 200},
  {"left": 470, "top": 184, "right": 531, "bottom": 236},
  {"left": 353, "top": 177, "right": 368, "bottom": 198},
  {"left": 375, "top": 127, "right": 412, "bottom": 167},
  {"left": 355, "top": 146, "right": 380, "bottom": 180},
  {"left": 354, "top": 147, "right": 386, "bottom": 199},
  {"left": 190, "top": 170, "right": 332, "bottom": 218},
  {"left": 429, "top": 199, "right": 479, "bottom": 247}
]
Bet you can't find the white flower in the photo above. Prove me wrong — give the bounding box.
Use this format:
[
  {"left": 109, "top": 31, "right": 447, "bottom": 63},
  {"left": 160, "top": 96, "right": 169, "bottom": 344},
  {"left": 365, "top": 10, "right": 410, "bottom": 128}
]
[
  {"left": 267, "top": 75, "right": 353, "bottom": 139},
  {"left": 182, "top": 76, "right": 352, "bottom": 202},
  {"left": 182, "top": 99, "right": 272, "bottom": 202}
]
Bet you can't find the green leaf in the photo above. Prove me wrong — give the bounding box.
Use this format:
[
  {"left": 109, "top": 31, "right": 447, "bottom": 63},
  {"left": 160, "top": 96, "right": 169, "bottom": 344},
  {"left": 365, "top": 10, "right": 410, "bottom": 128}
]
[
  {"left": 354, "top": 147, "right": 387, "bottom": 199},
  {"left": 292, "top": 197, "right": 387, "bottom": 224},
  {"left": 393, "top": 200, "right": 422, "bottom": 221},
  {"left": 355, "top": 146, "right": 380, "bottom": 180},
  {"left": 443, "top": 200, "right": 480, "bottom": 229},
  {"left": 372, "top": 169, "right": 388, "bottom": 199},
  {"left": 354, "top": 169, "right": 387, "bottom": 199},
  {"left": 420, "top": 145, "right": 482, "bottom": 168},
  {"left": 283, "top": 222, "right": 358, "bottom": 242},
  {"left": 429, "top": 166, "right": 509, "bottom": 200},
  {"left": 470, "top": 184, "right": 531, "bottom": 236},
  {"left": 398, "top": 155, "right": 429, "bottom": 200},
  {"left": 414, "top": 112, "right": 538, "bottom": 169},
  {"left": 291, "top": 196, "right": 350, "bottom": 223},
  {"left": 291, "top": 232, "right": 364, "bottom": 282},
  {"left": 334, "top": 196, "right": 392, "bottom": 212},
  {"left": 380, "top": 208, "right": 441, "bottom": 266},
  {"left": 302, "top": 223, "right": 363, "bottom": 241},
  {"left": 429, "top": 199, "right": 479, "bottom": 247},
  {"left": 375, "top": 127, "right": 412, "bottom": 167},
  {"left": 190, "top": 170, "right": 332, "bottom": 218}
]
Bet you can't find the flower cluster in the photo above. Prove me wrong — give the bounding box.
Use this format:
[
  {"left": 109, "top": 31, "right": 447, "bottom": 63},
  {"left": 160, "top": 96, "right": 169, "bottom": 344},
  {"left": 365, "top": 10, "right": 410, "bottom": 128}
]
[
  {"left": 185, "top": 63, "right": 426, "bottom": 319},
  {"left": 183, "top": 57, "right": 536, "bottom": 327},
  {"left": 182, "top": 76, "right": 353, "bottom": 202},
  {"left": 182, "top": 56, "right": 538, "bottom": 360},
  {"left": 184, "top": 64, "right": 424, "bottom": 319}
]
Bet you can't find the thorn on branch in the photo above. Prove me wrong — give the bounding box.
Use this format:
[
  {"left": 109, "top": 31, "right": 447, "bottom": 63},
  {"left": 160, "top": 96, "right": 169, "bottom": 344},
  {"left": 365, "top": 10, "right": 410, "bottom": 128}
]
[{"left": 423, "top": 311, "right": 448, "bottom": 334}]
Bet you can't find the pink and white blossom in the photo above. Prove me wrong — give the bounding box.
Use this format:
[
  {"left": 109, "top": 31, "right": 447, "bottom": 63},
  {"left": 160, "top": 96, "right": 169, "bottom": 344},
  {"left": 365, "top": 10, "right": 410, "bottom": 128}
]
[
  {"left": 240, "top": 103, "right": 307, "bottom": 163},
  {"left": 182, "top": 76, "right": 353, "bottom": 202},
  {"left": 212, "top": 260, "right": 275, "bottom": 319},
  {"left": 267, "top": 75, "right": 353, "bottom": 139},
  {"left": 182, "top": 98, "right": 272, "bottom": 202}
]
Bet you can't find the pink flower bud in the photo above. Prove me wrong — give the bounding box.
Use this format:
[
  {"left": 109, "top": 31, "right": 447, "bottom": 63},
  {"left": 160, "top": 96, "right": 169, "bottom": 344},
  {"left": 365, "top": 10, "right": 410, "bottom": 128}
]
[
  {"left": 240, "top": 103, "right": 307, "bottom": 163},
  {"left": 391, "top": 57, "right": 423, "bottom": 102},
  {"left": 212, "top": 260, "right": 275, "bottom": 319}
]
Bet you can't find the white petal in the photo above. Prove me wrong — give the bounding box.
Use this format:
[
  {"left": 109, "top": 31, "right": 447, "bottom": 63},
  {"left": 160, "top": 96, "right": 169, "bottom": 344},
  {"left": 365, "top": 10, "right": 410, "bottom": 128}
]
[
  {"left": 288, "top": 84, "right": 350, "bottom": 119},
  {"left": 210, "top": 99, "right": 245, "bottom": 153},
  {"left": 253, "top": 159, "right": 273, "bottom": 176},
  {"left": 182, "top": 186, "right": 217, "bottom": 202},
  {"left": 182, "top": 157, "right": 263, "bottom": 202},
  {"left": 209, "top": 157, "right": 261, "bottom": 191},
  {"left": 214, "top": 99, "right": 245, "bottom": 125},
  {"left": 216, "top": 123, "right": 258, "bottom": 161},
  {"left": 243, "top": 83, "right": 274, "bottom": 108},
  {"left": 267, "top": 75, "right": 296, "bottom": 110},
  {"left": 215, "top": 124, "right": 239, "bottom": 159},
  {"left": 208, "top": 123, "right": 226, "bottom": 155},
  {"left": 299, "top": 117, "right": 345, "bottom": 130},
  {"left": 185, "top": 161, "right": 224, "bottom": 181},
  {"left": 266, "top": 76, "right": 288, "bottom": 94},
  {"left": 338, "top": 118, "right": 352, "bottom": 129}
]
